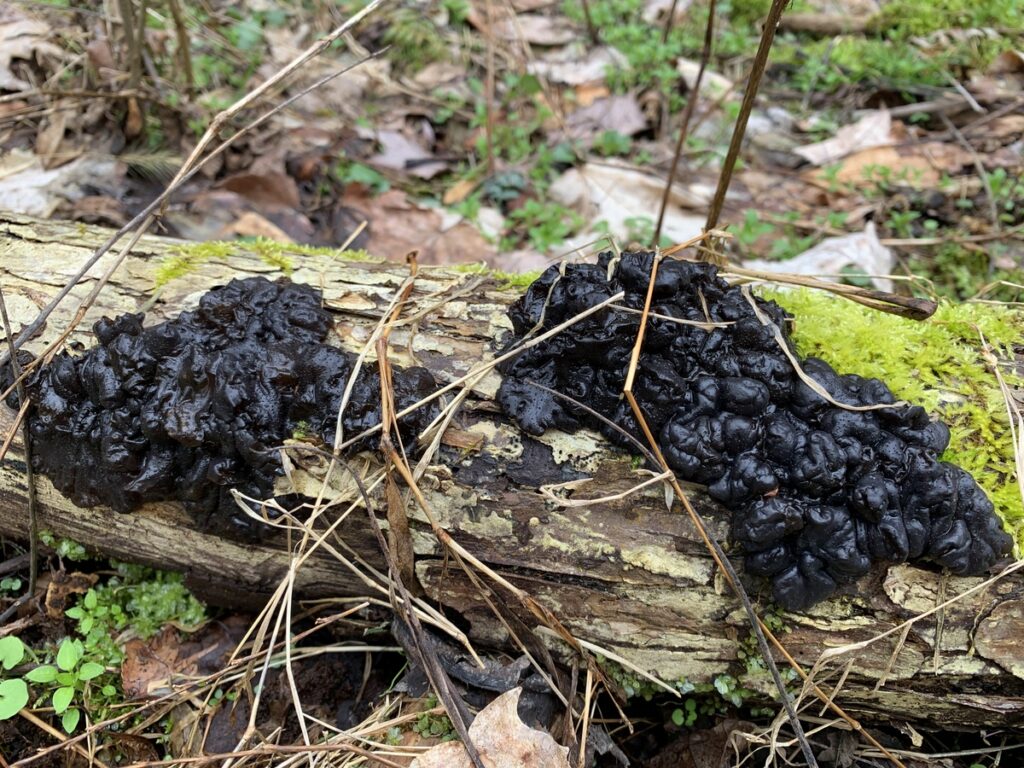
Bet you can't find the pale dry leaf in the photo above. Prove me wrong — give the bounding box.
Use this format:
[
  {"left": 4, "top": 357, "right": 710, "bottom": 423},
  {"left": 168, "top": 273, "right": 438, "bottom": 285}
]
[
  {"left": 548, "top": 162, "right": 707, "bottom": 244},
  {"left": 529, "top": 45, "right": 627, "bottom": 86},
  {"left": 410, "top": 688, "right": 570, "bottom": 768},
  {"left": 560, "top": 95, "right": 647, "bottom": 141},
  {"left": 0, "top": 154, "right": 120, "bottom": 217},
  {"left": 677, "top": 59, "right": 733, "bottom": 98},
  {"left": 492, "top": 14, "right": 578, "bottom": 45},
  {"left": 794, "top": 109, "right": 894, "bottom": 165},
  {"left": 743, "top": 222, "right": 895, "bottom": 292},
  {"left": 0, "top": 17, "right": 65, "bottom": 91},
  {"left": 369, "top": 130, "right": 448, "bottom": 179}
]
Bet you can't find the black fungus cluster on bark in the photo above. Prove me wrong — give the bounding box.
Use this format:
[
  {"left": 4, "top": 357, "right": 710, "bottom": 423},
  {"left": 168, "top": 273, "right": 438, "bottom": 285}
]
[
  {"left": 496, "top": 251, "right": 1013, "bottom": 610},
  {"left": 3, "top": 277, "right": 437, "bottom": 534}
]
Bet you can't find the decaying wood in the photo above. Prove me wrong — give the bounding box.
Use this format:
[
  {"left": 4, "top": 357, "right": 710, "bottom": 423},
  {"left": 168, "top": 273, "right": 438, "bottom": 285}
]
[{"left": 2, "top": 213, "right": 1024, "bottom": 728}]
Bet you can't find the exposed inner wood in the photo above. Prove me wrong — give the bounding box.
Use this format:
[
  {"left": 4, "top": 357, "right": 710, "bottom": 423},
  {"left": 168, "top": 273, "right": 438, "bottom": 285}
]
[{"left": 1, "top": 213, "right": 1023, "bottom": 727}]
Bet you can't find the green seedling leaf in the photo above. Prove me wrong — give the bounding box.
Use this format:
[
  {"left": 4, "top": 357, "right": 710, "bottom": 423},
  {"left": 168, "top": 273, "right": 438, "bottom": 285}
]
[
  {"left": 25, "top": 665, "right": 58, "bottom": 684},
  {"left": 52, "top": 685, "right": 74, "bottom": 715},
  {"left": 56, "top": 672, "right": 76, "bottom": 687},
  {"left": 78, "top": 662, "right": 104, "bottom": 681},
  {"left": 62, "top": 707, "right": 81, "bottom": 733},
  {"left": 83, "top": 590, "right": 97, "bottom": 610},
  {"left": 0, "top": 679, "right": 29, "bottom": 719},
  {"left": 64, "top": 607, "right": 84, "bottom": 620},
  {"left": 56, "top": 638, "right": 82, "bottom": 672},
  {"left": 0, "top": 636, "right": 24, "bottom": 670}
]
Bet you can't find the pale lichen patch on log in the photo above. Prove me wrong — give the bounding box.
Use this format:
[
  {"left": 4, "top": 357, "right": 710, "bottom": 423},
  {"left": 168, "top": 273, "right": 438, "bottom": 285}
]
[{"left": 619, "top": 544, "right": 714, "bottom": 583}]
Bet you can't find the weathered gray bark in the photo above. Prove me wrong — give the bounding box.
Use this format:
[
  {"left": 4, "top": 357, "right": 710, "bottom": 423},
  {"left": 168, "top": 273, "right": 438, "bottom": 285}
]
[{"left": 2, "top": 212, "right": 1023, "bottom": 728}]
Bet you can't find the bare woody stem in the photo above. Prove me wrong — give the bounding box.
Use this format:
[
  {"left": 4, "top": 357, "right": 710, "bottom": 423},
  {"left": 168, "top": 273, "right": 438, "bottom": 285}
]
[{"left": 703, "top": 0, "right": 788, "bottom": 252}]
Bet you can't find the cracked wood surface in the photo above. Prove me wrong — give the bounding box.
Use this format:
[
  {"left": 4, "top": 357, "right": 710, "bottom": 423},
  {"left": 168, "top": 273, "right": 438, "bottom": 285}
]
[{"left": 1, "top": 213, "right": 1023, "bottom": 726}]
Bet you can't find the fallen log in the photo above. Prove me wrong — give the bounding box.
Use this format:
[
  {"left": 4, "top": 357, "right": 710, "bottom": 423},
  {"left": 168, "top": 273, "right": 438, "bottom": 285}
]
[{"left": 2, "top": 212, "right": 1023, "bottom": 728}]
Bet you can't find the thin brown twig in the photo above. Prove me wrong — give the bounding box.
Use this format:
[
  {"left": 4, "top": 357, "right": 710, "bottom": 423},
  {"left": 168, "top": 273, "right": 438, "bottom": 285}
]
[
  {"left": 704, "top": 0, "right": 788, "bottom": 246},
  {"left": 654, "top": 0, "right": 716, "bottom": 244}
]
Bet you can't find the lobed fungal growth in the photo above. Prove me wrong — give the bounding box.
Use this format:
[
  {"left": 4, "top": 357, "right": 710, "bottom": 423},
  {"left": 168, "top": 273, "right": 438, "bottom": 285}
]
[
  {"left": 496, "top": 251, "right": 1013, "bottom": 610},
  {"left": 4, "top": 277, "right": 437, "bottom": 534}
]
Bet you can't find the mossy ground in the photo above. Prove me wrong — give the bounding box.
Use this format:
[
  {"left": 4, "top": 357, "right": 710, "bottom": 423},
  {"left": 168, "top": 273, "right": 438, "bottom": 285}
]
[{"left": 769, "top": 288, "right": 1024, "bottom": 547}]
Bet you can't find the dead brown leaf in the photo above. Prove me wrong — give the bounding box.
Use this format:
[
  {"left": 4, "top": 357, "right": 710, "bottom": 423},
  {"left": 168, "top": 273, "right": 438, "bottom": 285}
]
[
  {"left": 559, "top": 95, "right": 647, "bottom": 142},
  {"left": 34, "top": 105, "right": 68, "bottom": 169},
  {"left": 410, "top": 688, "right": 569, "bottom": 768},
  {"left": 0, "top": 15, "right": 65, "bottom": 91},
  {"left": 124, "top": 97, "right": 144, "bottom": 141},
  {"left": 216, "top": 171, "right": 301, "bottom": 209},
  {"left": 44, "top": 572, "right": 98, "bottom": 620},
  {"left": 807, "top": 145, "right": 940, "bottom": 187},
  {"left": 122, "top": 627, "right": 195, "bottom": 699},
  {"left": 342, "top": 189, "right": 496, "bottom": 266},
  {"left": 226, "top": 211, "right": 294, "bottom": 243}
]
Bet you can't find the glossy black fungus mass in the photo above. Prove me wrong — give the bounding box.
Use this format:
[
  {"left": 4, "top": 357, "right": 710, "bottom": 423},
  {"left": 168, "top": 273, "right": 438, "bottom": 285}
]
[
  {"left": 497, "top": 251, "right": 1013, "bottom": 610},
  {"left": 4, "top": 277, "right": 437, "bottom": 534}
]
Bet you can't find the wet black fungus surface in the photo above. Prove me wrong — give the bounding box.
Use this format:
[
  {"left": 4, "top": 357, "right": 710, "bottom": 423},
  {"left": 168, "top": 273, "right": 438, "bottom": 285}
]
[
  {"left": 496, "top": 251, "right": 1013, "bottom": 610},
  {"left": 5, "top": 277, "right": 437, "bottom": 534}
]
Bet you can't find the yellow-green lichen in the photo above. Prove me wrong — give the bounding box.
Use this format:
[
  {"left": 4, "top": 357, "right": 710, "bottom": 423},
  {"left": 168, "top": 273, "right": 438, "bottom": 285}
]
[{"left": 764, "top": 288, "right": 1024, "bottom": 546}]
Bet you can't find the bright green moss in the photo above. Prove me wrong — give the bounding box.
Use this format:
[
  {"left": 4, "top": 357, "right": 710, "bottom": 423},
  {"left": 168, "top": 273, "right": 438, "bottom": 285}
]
[
  {"left": 450, "top": 262, "right": 543, "bottom": 289},
  {"left": 153, "top": 242, "right": 235, "bottom": 288},
  {"left": 152, "top": 240, "right": 380, "bottom": 289},
  {"left": 765, "top": 288, "right": 1024, "bottom": 546}
]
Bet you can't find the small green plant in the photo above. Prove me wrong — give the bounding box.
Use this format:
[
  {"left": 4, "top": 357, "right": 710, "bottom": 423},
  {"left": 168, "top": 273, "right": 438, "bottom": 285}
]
[
  {"left": 592, "top": 130, "right": 632, "bottom": 157},
  {"left": 0, "top": 637, "right": 29, "bottom": 722},
  {"left": 335, "top": 162, "right": 390, "bottom": 196},
  {"left": 1, "top": 576, "right": 22, "bottom": 593},
  {"left": 503, "top": 200, "right": 583, "bottom": 253},
  {"left": 413, "top": 696, "right": 459, "bottom": 742},
  {"left": 24, "top": 637, "right": 106, "bottom": 733},
  {"left": 38, "top": 531, "right": 88, "bottom": 561},
  {"left": 65, "top": 563, "right": 206, "bottom": 668}
]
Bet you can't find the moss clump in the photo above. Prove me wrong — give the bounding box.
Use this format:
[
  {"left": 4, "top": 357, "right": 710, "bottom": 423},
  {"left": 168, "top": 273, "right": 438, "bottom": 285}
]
[
  {"left": 153, "top": 242, "right": 235, "bottom": 288},
  {"left": 152, "top": 239, "right": 380, "bottom": 289},
  {"left": 766, "top": 288, "right": 1024, "bottom": 546},
  {"left": 450, "top": 262, "right": 543, "bottom": 289}
]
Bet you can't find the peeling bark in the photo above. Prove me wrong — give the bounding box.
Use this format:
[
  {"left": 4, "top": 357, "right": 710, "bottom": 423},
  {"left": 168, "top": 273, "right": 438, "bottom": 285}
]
[{"left": 2, "top": 213, "right": 1023, "bottom": 727}]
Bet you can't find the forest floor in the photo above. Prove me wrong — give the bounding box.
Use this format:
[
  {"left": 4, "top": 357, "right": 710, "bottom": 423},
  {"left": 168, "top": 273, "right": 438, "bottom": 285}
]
[{"left": 0, "top": 0, "right": 1023, "bottom": 765}]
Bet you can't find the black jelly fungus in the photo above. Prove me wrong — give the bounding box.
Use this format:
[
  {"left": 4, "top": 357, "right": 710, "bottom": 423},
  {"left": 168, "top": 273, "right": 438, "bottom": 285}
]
[
  {"left": 3, "top": 277, "right": 438, "bottom": 535},
  {"left": 496, "top": 251, "right": 1013, "bottom": 610}
]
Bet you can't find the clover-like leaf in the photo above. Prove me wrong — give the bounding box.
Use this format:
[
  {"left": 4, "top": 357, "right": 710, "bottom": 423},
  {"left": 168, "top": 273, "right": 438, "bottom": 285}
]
[
  {"left": 0, "top": 636, "right": 24, "bottom": 671},
  {"left": 78, "top": 662, "right": 104, "bottom": 681},
  {"left": 0, "top": 679, "right": 29, "bottom": 720},
  {"left": 52, "top": 685, "right": 75, "bottom": 715},
  {"left": 56, "top": 638, "right": 82, "bottom": 672},
  {"left": 62, "top": 707, "right": 81, "bottom": 734},
  {"left": 24, "top": 665, "right": 58, "bottom": 684}
]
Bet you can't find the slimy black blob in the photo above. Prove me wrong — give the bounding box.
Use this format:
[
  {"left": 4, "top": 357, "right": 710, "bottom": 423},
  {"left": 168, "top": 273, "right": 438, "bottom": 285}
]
[
  {"left": 497, "top": 251, "right": 1012, "bottom": 610},
  {"left": 5, "top": 277, "right": 437, "bottom": 534}
]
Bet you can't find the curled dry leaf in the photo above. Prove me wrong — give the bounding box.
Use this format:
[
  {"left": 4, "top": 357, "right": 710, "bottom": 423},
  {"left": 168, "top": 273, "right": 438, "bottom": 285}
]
[
  {"left": 0, "top": 15, "right": 65, "bottom": 91},
  {"left": 491, "top": 14, "right": 578, "bottom": 46},
  {"left": 410, "top": 688, "right": 570, "bottom": 768},
  {"left": 529, "top": 45, "right": 627, "bottom": 86},
  {"left": 794, "top": 109, "right": 894, "bottom": 165},
  {"left": 548, "top": 162, "right": 707, "bottom": 244},
  {"left": 743, "top": 222, "right": 895, "bottom": 292}
]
